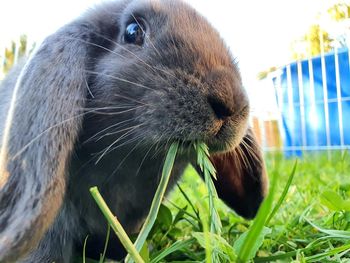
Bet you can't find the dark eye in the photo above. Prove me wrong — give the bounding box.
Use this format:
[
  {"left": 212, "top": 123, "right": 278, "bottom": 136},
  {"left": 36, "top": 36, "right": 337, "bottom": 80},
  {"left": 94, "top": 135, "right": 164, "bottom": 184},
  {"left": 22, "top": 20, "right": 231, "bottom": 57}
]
[{"left": 124, "top": 22, "right": 145, "bottom": 45}]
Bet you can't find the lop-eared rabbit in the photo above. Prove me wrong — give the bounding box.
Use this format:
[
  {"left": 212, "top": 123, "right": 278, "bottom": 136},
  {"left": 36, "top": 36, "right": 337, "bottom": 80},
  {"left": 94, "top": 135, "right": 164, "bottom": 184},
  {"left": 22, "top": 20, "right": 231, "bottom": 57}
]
[{"left": 0, "top": 0, "right": 268, "bottom": 261}]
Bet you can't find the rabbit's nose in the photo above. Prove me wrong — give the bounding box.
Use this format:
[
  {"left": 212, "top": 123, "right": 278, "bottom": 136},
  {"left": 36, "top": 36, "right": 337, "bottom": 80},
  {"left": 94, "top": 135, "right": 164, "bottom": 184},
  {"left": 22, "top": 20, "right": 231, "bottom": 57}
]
[
  {"left": 207, "top": 95, "right": 233, "bottom": 120},
  {"left": 206, "top": 68, "right": 247, "bottom": 120}
]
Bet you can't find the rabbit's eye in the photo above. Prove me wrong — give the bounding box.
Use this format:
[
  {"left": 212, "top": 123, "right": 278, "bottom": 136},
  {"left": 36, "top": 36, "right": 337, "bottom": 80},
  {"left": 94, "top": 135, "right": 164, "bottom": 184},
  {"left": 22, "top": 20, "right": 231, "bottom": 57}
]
[{"left": 124, "top": 22, "right": 145, "bottom": 45}]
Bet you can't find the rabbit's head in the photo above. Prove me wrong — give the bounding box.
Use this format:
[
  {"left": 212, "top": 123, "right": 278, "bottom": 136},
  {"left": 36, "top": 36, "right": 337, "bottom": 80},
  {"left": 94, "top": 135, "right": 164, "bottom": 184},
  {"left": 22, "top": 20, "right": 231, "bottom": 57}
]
[{"left": 86, "top": 0, "right": 249, "bottom": 153}]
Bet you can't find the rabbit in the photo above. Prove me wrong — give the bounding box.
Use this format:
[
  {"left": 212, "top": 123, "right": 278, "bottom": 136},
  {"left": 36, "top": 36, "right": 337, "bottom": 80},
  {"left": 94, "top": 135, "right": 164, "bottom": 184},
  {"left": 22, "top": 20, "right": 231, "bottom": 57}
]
[{"left": 0, "top": 0, "right": 268, "bottom": 262}]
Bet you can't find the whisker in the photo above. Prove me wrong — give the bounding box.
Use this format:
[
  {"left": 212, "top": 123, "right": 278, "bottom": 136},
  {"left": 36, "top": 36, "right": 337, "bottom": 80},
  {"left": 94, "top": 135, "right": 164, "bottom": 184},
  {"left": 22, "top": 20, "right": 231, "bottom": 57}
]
[
  {"left": 232, "top": 149, "right": 243, "bottom": 173},
  {"left": 89, "top": 29, "right": 168, "bottom": 76},
  {"left": 63, "top": 34, "right": 184, "bottom": 95},
  {"left": 12, "top": 107, "right": 109, "bottom": 160},
  {"left": 105, "top": 133, "right": 146, "bottom": 157},
  {"left": 77, "top": 135, "right": 145, "bottom": 176},
  {"left": 82, "top": 105, "right": 139, "bottom": 110},
  {"left": 241, "top": 140, "right": 261, "bottom": 163},
  {"left": 95, "top": 124, "right": 143, "bottom": 164},
  {"left": 235, "top": 146, "right": 249, "bottom": 170},
  {"left": 84, "top": 76, "right": 95, "bottom": 98},
  {"left": 86, "top": 70, "right": 158, "bottom": 92},
  {"left": 132, "top": 14, "right": 162, "bottom": 58},
  {"left": 243, "top": 135, "right": 260, "bottom": 148},
  {"left": 240, "top": 144, "right": 252, "bottom": 169},
  {"left": 152, "top": 134, "right": 167, "bottom": 159},
  {"left": 66, "top": 35, "right": 180, "bottom": 87},
  {"left": 83, "top": 118, "right": 135, "bottom": 144},
  {"left": 135, "top": 142, "right": 155, "bottom": 176},
  {"left": 102, "top": 137, "right": 146, "bottom": 185},
  {"left": 240, "top": 144, "right": 253, "bottom": 170},
  {"left": 64, "top": 36, "right": 129, "bottom": 61},
  {"left": 126, "top": 14, "right": 184, "bottom": 84},
  {"left": 95, "top": 123, "right": 141, "bottom": 142},
  {"left": 112, "top": 94, "right": 150, "bottom": 107},
  {"left": 88, "top": 105, "right": 145, "bottom": 115}
]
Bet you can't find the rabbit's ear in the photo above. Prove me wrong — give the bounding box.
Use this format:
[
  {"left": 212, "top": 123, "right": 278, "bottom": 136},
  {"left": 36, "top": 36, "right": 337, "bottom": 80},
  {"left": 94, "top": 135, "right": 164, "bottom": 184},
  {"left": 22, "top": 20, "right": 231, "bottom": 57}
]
[
  {"left": 0, "top": 21, "right": 110, "bottom": 261},
  {"left": 210, "top": 128, "right": 268, "bottom": 219}
]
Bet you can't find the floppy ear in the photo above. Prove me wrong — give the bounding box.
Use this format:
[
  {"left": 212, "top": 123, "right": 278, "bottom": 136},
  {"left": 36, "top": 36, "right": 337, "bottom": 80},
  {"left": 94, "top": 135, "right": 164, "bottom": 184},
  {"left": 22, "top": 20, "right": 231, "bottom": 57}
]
[
  {"left": 0, "top": 21, "right": 111, "bottom": 261},
  {"left": 210, "top": 128, "right": 268, "bottom": 219}
]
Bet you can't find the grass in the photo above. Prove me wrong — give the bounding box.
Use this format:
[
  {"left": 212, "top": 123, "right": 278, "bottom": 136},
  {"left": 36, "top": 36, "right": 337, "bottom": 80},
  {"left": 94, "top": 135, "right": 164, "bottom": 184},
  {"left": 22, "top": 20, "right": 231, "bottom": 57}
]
[
  {"left": 90, "top": 186, "right": 145, "bottom": 263},
  {"left": 90, "top": 149, "right": 350, "bottom": 262}
]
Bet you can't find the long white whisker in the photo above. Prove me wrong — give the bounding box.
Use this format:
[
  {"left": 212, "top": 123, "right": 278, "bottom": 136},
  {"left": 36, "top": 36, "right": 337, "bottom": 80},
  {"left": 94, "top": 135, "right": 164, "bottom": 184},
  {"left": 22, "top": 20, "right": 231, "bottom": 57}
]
[
  {"left": 232, "top": 150, "right": 242, "bottom": 172},
  {"left": 12, "top": 107, "right": 106, "bottom": 160},
  {"left": 243, "top": 135, "right": 260, "bottom": 148},
  {"left": 64, "top": 36, "right": 129, "bottom": 60},
  {"left": 235, "top": 146, "right": 248, "bottom": 170},
  {"left": 89, "top": 105, "right": 145, "bottom": 116},
  {"left": 102, "top": 137, "right": 145, "bottom": 185},
  {"left": 151, "top": 133, "right": 167, "bottom": 158},
  {"left": 241, "top": 140, "right": 260, "bottom": 163},
  {"left": 84, "top": 76, "right": 95, "bottom": 98},
  {"left": 83, "top": 118, "right": 135, "bottom": 144},
  {"left": 95, "top": 123, "right": 141, "bottom": 142},
  {"left": 86, "top": 70, "right": 158, "bottom": 92},
  {"left": 135, "top": 143, "right": 155, "bottom": 176},
  {"left": 240, "top": 144, "right": 252, "bottom": 170},
  {"left": 82, "top": 105, "right": 138, "bottom": 111},
  {"left": 104, "top": 133, "right": 145, "bottom": 156},
  {"left": 95, "top": 124, "right": 143, "bottom": 164},
  {"left": 131, "top": 14, "right": 162, "bottom": 58},
  {"left": 74, "top": 29, "right": 170, "bottom": 77},
  {"left": 107, "top": 136, "right": 145, "bottom": 184},
  {"left": 112, "top": 93, "right": 151, "bottom": 106}
]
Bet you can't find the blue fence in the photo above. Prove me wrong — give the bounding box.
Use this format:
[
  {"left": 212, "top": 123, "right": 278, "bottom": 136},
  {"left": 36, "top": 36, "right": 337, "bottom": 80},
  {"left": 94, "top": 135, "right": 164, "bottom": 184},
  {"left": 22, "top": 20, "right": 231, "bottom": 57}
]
[{"left": 272, "top": 48, "right": 350, "bottom": 156}]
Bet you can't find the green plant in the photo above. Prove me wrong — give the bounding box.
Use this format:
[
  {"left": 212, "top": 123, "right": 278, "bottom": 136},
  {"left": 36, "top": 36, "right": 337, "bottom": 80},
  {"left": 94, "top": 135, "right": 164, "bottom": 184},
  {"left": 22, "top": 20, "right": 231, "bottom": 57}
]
[{"left": 89, "top": 149, "right": 350, "bottom": 262}]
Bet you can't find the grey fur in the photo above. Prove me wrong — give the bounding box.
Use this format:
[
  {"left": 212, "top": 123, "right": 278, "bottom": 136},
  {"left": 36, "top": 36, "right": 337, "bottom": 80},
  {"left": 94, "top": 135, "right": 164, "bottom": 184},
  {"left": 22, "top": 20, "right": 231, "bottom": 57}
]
[{"left": 0, "top": 0, "right": 267, "bottom": 262}]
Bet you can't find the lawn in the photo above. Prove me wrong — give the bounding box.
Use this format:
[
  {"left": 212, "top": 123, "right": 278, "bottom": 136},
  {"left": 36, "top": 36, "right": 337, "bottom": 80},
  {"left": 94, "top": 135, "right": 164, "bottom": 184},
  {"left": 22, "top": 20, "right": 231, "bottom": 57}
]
[
  {"left": 143, "top": 151, "right": 350, "bottom": 262},
  {"left": 84, "top": 151, "right": 350, "bottom": 262}
]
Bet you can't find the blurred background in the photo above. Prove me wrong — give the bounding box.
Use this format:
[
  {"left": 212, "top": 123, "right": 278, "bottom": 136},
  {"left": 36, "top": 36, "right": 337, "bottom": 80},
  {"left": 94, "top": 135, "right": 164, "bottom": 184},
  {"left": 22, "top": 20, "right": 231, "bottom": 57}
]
[{"left": 1, "top": 0, "right": 349, "bottom": 156}]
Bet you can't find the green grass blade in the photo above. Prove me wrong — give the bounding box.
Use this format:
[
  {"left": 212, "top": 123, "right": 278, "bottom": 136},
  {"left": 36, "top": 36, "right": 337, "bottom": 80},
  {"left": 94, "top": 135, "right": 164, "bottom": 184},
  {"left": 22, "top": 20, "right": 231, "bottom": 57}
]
[
  {"left": 192, "top": 232, "right": 237, "bottom": 262},
  {"left": 194, "top": 142, "right": 221, "bottom": 234},
  {"left": 89, "top": 187, "right": 144, "bottom": 263},
  {"left": 125, "top": 142, "right": 179, "bottom": 263},
  {"left": 254, "top": 251, "right": 298, "bottom": 262},
  {"left": 254, "top": 238, "right": 334, "bottom": 263},
  {"left": 99, "top": 224, "right": 110, "bottom": 263},
  {"left": 266, "top": 160, "right": 297, "bottom": 224},
  {"left": 233, "top": 226, "right": 271, "bottom": 260},
  {"left": 236, "top": 170, "right": 277, "bottom": 262},
  {"left": 303, "top": 218, "right": 350, "bottom": 238},
  {"left": 166, "top": 199, "right": 198, "bottom": 222},
  {"left": 305, "top": 243, "right": 350, "bottom": 262},
  {"left": 176, "top": 183, "right": 200, "bottom": 221},
  {"left": 196, "top": 198, "right": 212, "bottom": 263},
  {"left": 150, "top": 239, "right": 195, "bottom": 263},
  {"left": 194, "top": 142, "right": 222, "bottom": 262},
  {"left": 83, "top": 235, "right": 89, "bottom": 263}
]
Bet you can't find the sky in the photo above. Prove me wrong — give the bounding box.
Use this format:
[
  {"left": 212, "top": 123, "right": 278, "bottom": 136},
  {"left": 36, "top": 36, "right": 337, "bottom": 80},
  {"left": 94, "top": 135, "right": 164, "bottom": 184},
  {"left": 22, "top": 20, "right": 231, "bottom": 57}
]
[
  {"left": 0, "top": 0, "right": 326, "bottom": 69},
  {"left": 0, "top": 0, "right": 342, "bottom": 115}
]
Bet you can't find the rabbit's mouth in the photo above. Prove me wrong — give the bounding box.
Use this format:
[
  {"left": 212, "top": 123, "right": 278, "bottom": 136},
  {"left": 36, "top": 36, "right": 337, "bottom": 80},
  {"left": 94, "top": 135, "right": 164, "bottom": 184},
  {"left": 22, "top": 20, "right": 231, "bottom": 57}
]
[
  {"left": 206, "top": 126, "right": 247, "bottom": 153},
  {"left": 136, "top": 105, "right": 249, "bottom": 154},
  {"left": 167, "top": 119, "right": 248, "bottom": 155},
  {"left": 204, "top": 107, "right": 250, "bottom": 153}
]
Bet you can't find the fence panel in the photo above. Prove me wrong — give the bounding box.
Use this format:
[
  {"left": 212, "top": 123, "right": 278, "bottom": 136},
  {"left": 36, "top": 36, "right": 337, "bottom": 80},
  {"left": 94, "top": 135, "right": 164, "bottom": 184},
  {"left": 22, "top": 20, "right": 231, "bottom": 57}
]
[{"left": 272, "top": 48, "right": 350, "bottom": 155}]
